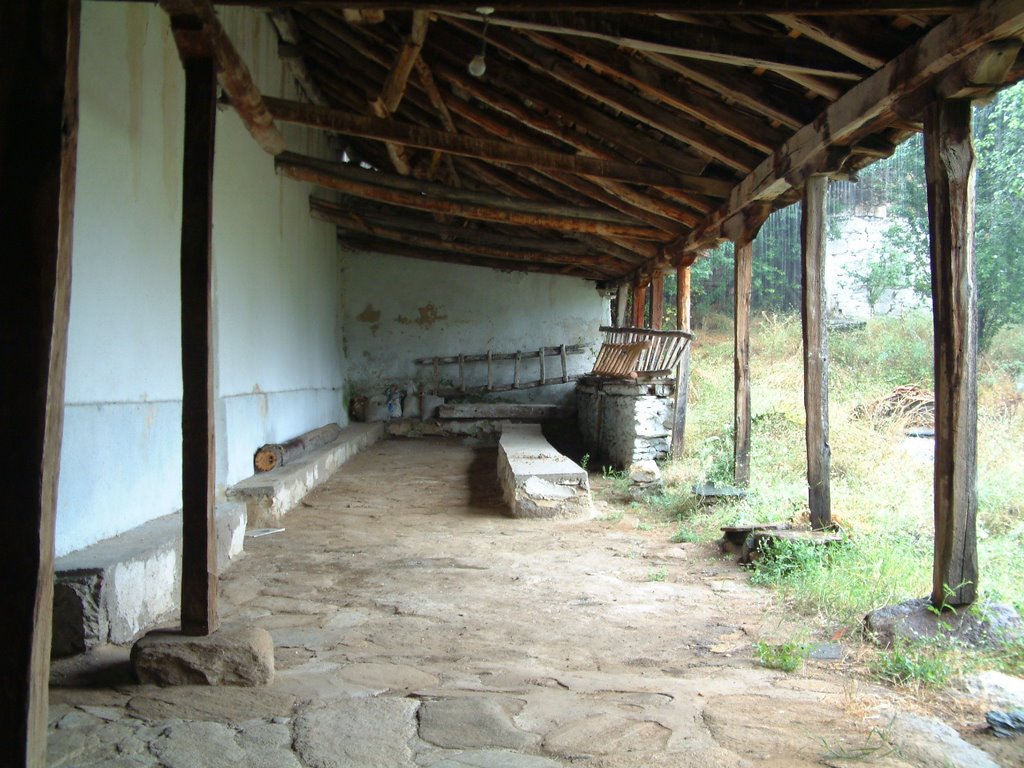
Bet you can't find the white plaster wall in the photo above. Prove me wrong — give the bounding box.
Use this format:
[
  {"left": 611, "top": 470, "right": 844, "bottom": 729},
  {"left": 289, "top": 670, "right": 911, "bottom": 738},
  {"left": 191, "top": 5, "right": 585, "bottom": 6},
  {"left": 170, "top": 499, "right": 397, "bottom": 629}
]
[
  {"left": 58, "top": 5, "right": 345, "bottom": 556},
  {"left": 340, "top": 250, "right": 609, "bottom": 405}
]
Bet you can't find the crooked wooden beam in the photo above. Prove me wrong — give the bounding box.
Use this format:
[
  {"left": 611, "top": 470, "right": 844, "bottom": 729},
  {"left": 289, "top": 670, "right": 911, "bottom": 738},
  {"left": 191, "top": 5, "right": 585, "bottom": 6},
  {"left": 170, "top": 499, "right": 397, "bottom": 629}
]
[
  {"left": 676, "top": 0, "right": 1024, "bottom": 255},
  {"left": 161, "top": 0, "right": 285, "bottom": 155},
  {"left": 1, "top": 2, "right": 79, "bottom": 764},
  {"left": 926, "top": 99, "right": 978, "bottom": 609},
  {"left": 277, "top": 152, "right": 664, "bottom": 239},
  {"left": 264, "top": 96, "right": 703, "bottom": 188}
]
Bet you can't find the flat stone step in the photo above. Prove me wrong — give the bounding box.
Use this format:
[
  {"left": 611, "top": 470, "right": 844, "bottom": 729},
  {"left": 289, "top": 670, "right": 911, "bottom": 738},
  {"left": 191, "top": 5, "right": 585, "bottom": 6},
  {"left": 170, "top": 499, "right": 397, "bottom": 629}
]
[
  {"left": 228, "top": 422, "right": 384, "bottom": 527},
  {"left": 497, "top": 424, "right": 592, "bottom": 519},
  {"left": 53, "top": 502, "right": 246, "bottom": 657}
]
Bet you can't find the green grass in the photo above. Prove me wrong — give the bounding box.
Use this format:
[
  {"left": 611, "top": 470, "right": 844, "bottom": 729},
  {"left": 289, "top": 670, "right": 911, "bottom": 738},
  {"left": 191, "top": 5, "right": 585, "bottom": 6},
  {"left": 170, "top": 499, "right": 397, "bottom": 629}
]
[
  {"left": 646, "top": 567, "right": 669, "bottom": 582},
  {"left": 755, "top": 639, "right": 810, "bottom": 672},
  {"left": 648, "top": 312, "right": 1024, "bottom": 686}
]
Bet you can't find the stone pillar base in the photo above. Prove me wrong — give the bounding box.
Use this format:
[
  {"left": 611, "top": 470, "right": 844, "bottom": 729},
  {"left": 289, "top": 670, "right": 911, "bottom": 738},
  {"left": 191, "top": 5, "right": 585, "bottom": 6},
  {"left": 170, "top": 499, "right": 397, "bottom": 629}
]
[{"left": 131, "top": 625, "right": 274, "bottom": 686}]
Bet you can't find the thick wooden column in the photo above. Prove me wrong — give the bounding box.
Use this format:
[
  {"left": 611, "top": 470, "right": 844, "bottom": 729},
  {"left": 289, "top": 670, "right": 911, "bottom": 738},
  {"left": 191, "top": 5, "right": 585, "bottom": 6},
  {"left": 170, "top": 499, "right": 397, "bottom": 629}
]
[
  {"left": 924, "top": 99, "right": 978, "bottom": 608},
  {"left": 615, "top": 284, "right": 629, "bottom": 327},
  {"left": 650, "top": 272, "right": 665, "bottom": 330},
  {"left": 0, "top": 1, "right": 79, "bottom": 764},
  {"left": 179, "top": 52, "right": 219, "bottom": 636},
  {"left": 801, "top": 175, "right": 832, "bottom": 529},
  {"left": 671, "top": 265, "right": 692, "bottom": 459},
  {"left": 733, "top": 241, "right": 753, "bottom": 486},
  {"left": 632, "top": 282, "right": 647, "bottom": 327}
]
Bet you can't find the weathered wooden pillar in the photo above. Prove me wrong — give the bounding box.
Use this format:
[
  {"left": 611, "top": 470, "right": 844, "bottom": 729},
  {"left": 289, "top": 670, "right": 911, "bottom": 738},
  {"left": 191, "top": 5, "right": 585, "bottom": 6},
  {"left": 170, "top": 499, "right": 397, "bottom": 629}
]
[
  {"left": 615, "top": 284, "right": 629, "bottom": 327},
  {"left": 671, "top": 265, "right": 692, "bottom": 459},
  {"left": 734, "top": 240, "right": 753, "bottom": 486},
  {"left": 631, "top": 282, "right": 647, "bottom": 327},
  {"left": 650, "top": 272, "right": 665, "bottom": 330},
  {"left": 801, "top": 175, "right": 832, "bottom": 529},
  {"left": 179, "top": 43, "right": 220, "bottom": 635},
  {"left": 924, "top": 99, "right": 978, "bottom": 608},
  {"left": 0, "top": 1, "right": 79, "bottom": 764}
]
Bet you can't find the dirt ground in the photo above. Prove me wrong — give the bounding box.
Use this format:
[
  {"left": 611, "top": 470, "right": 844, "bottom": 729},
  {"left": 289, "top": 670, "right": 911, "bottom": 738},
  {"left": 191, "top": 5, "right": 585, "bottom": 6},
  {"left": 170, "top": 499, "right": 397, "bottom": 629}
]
[{"left": 48, "top": 437, "right": 1020, "bottom": 767}]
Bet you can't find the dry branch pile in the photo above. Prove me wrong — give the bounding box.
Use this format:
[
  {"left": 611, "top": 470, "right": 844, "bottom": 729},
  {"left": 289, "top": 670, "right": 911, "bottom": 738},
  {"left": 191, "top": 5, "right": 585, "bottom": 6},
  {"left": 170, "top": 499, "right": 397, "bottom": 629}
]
[{"left": 854, "top": 385, "right": 935, "bottom": 427}]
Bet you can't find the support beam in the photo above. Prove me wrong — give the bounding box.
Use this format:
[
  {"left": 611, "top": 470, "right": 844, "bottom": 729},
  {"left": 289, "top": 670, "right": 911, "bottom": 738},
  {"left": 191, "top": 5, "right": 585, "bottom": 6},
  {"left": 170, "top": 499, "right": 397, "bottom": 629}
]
[
  {"left": 734, "top": 240, "right": 753, "bottom": 486},
  {"left": 179, "top": 54, "right": 219, "bottom": 636},
  {"left": 651, "top": 272, "right": 665, "bottom": 330},
  {"left": 162, "top": 0, "right": 285, "bottom": 155},
  {"left": 615, "top": 284, "right": 629, "bottom": 327},
  {"left": 925, "top": 99, "right": 978, "bottom": 608},
  {"left": 1, "top": 1, "right": 78, "bottom": 763},
  {"left": 672, "top": 265, "right": 692, "bottom": 459},
  {"left": 801, "top": 175, "right": 832, "bottom": 529},
  {"left": 632, "top": 283, "right": 648, "bottom": 328}
]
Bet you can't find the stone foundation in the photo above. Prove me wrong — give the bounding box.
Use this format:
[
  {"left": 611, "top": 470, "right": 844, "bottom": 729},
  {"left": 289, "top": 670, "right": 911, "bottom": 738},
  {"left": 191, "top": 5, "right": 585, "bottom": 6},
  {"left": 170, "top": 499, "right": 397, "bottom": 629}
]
[{"left": 576, "top": 377, "right": 675, "bottom": 469}]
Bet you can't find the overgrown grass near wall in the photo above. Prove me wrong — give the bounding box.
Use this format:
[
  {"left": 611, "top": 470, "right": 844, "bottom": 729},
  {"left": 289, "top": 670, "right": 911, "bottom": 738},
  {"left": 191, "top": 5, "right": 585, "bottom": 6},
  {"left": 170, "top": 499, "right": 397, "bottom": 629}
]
[{"left": 656, "top": 313, "right": 1024, "bottom": 629}]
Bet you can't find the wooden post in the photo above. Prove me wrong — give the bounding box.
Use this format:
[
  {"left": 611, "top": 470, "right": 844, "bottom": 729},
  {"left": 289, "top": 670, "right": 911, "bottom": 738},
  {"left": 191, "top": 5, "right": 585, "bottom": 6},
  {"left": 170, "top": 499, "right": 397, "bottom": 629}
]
[
  {"left": 925, "top": 99, "right": 978, "bottom": 608},
  {"left": 632, "top": 282, "right": 647, "bottom": 327},
  {"left": 179, "top": 51, "right": 219, "bottom": 636},
  {"left": 1, "top": 1, "right": 79, "bottom": 764},
  {"left": 651, "top": 271, "right": 665, "bottom": 330},
  {"left": 671, "top": 265, "right": 692, "bottom": 459},
  {"left": 734, "top": 240, "right": 753, "bottom": 486},
  {"left": 615, "top": 284, "right": 629, "bottom": 327},
  {"left": 801, "top": 175, "right": 832, "bottom": 529}
]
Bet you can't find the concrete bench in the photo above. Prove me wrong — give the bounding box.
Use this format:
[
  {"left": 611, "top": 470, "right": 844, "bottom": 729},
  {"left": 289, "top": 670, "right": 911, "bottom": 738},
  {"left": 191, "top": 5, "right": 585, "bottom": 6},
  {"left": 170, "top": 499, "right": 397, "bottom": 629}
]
[
  {"left": 497, "top": 424, "right": 592, "bottom": 519},
  {"left": 53, "top": 502, "right": 246, "bottom": 657},
  {"left": 228, "top": 422, "right": 384, "bottom": 527}
]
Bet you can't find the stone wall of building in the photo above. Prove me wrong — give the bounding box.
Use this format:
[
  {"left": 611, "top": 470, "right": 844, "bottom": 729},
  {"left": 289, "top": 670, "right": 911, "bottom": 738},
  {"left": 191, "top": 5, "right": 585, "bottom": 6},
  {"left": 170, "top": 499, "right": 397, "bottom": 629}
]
[{"left": 577, "top": 379, "right": 674, "bottom": 469}]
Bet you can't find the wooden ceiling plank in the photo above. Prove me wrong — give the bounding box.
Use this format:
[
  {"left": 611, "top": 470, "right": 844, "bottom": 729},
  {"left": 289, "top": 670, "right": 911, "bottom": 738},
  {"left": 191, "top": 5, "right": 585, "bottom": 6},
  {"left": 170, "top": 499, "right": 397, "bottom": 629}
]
[
  {"left": 768, "top": 14, "right": 891, "bottom": 69},
  {"left": 641, "top": 53, "right": 813, "bottom": 130},
  {"left": 446, "top": 19, "right": 762, "bottom": 173},
  {"left": 276, "top": 152, "right": 667, "bottom": 239},
  {"left": 440, "top": 11, "right": 868, "bottom": 80},
  {"left": 678, "top": 0, "right": 1024, "bottom": 254},
  {"left": 525, "top": 30, "right": 786, "bottom": 154},
  {"left": 129, "top": 2, "right": 975, "bottom": 14},
  {"left": 337, "top": 236, "right": 611, "bottom": 279},
  {"left": 264, "top": 95, "right": 699, "bottom": 187}
]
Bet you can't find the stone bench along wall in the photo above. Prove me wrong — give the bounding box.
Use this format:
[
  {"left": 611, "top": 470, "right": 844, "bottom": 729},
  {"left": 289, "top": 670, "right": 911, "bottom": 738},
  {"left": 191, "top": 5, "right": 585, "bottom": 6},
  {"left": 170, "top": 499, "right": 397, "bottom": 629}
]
[{"left": 497, "top": 425, "right": 592, "bottom": 519}]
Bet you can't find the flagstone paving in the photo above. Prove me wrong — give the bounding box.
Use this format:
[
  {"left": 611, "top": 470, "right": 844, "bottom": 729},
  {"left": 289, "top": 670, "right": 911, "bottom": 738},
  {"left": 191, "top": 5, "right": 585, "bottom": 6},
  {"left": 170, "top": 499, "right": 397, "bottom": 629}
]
[{"left": 49, "top": 438, "right": 1009, "bottom": 767}]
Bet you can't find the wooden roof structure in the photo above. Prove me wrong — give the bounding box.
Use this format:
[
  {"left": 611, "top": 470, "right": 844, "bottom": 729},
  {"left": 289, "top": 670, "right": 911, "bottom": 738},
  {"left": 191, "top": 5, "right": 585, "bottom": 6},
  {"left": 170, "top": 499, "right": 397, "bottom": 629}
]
[{"left": 161, "top": 0, "right": 1024, "bottom": 283}]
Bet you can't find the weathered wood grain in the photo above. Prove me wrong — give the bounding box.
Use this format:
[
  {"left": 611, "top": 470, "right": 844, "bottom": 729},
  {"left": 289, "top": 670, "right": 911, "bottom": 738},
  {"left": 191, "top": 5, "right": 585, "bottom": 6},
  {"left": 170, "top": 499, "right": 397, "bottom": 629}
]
[{"left": 734, "top": 240, "right": 753, "bottom": 487}]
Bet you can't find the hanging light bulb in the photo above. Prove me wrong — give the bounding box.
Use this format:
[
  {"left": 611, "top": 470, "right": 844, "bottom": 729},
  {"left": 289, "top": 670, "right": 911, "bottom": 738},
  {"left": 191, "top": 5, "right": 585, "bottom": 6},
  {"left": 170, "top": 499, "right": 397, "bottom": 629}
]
[
  {"left": 468, "top": 53, "right": 487, "bottom": 77},
  {"left": 468, "top": 8, "right": 492, "bottom": 78}
]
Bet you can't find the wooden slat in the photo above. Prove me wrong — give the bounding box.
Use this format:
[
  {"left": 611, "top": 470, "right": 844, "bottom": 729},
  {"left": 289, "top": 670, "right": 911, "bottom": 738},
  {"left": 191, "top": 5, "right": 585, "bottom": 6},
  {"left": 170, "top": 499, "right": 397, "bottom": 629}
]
[
  {"left": 1, "top": 1, "right": 79, "bottom": 763},
  {"left": 734, "top": 239, "right": 753, "bottom": 487},
  {"left": 801, "top": 175, "right": 832, "bottom": 530},
  {"left": 179, "top": 54, "right": 219, "bottom": 636},
  {"left": 925, "top": 99, "right": 978, "bottom": 608}
]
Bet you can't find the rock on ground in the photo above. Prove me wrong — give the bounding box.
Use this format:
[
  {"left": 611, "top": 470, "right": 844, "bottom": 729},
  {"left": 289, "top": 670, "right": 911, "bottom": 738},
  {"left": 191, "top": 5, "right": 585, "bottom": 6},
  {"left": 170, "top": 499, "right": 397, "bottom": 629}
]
[{"left": 131, "top": 626, "right": 274, "bottom": 686}]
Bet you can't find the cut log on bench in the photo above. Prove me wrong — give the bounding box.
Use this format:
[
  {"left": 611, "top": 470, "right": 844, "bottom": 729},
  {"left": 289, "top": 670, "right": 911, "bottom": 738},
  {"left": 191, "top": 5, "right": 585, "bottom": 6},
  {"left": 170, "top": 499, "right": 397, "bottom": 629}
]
[{"left": 253, "top": 423, "right": 342, "bottom": 473}]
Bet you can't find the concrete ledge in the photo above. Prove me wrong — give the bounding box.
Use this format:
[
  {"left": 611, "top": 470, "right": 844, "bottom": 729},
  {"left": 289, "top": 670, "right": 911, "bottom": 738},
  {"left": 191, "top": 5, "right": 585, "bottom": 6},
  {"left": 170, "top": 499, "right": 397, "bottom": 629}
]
[
  {"left": 53, "top": 502, "right": 246, "bottom": 657},
  {"left": 498, "top": 424, "right": 592, "bottom": 519},
  {"left": 228, "top": 422, "right": 384, "bottom": 527}
]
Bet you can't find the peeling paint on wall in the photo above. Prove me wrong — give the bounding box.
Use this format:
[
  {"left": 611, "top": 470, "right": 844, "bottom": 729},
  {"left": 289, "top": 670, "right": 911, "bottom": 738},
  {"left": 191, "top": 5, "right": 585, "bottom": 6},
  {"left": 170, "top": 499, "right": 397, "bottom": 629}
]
[
  {"left": 356, "top": 304, "right": 382, "bottom": 323},
  {"left": 416, "top": 303, "right": 447, "bottom": 329}
]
